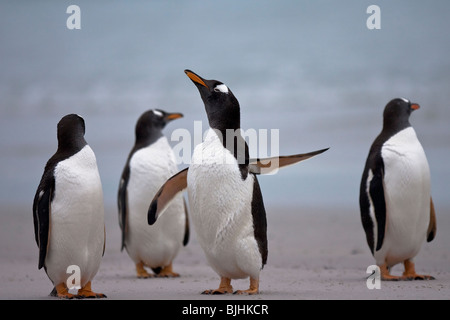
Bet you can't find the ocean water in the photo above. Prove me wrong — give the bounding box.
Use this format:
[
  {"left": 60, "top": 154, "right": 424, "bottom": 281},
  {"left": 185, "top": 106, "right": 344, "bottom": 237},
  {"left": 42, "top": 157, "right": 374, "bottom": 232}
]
[{"left": 1, "top": 1, "right": 449, "bottom": 213}]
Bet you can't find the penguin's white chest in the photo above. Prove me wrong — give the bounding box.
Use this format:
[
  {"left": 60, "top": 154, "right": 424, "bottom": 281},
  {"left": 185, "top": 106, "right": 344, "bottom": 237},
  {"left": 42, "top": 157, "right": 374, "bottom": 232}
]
[
  {"left": 127, "top": 137, "right": 178, "bottom": 211},
  {"left": 125, "top": 137, "right": 185, "bottom": 267},
  {"left": 380, "top": 127, "right": 431, "bottom": 263},
  {"left": 187, "top": 129, "right": 261, "bottom": 279},
  {"left": 46, "top": 145, "right": 104, "bottom": 286}
]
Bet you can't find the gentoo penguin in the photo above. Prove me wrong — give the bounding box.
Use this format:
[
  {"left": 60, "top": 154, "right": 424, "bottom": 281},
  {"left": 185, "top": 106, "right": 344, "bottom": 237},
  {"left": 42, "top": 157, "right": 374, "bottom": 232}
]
[
  {"left": 148, "top": 70, "right": 328, "bottom": 294},
  {"left": 33, "top": 114, "right": 106, "bottom": 299},
  {"left": 359, "top": 98, "right": 437, "bottom": 280},
  {"left": 118, "top": 109, "right": 189, "bottom": 278}
]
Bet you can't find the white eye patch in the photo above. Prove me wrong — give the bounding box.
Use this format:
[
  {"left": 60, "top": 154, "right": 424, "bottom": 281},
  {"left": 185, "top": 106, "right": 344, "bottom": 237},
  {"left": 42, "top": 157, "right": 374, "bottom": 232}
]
[
  {"left": 153, "top": 110, "right": 163, "bottom": 117},
  {"left": 214, "top": 84, "right": 229, "bottom": 94},
  {"left": 400, "top": 97, "right": 409, "bottom": 103}
]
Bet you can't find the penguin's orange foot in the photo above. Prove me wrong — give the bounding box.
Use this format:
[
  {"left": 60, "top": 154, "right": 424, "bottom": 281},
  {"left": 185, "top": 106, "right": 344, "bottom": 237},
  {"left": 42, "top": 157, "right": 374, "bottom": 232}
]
[
  {"left": 379, "top": 263, "right": 402, "bottom": 281},
  {"left": 76, "top": 281, "right": 106, "bottom": 299},
  {"left": 54, "top": 292, "right": 76, "bottom": 299},
  {"left": 233, "top": 277, "right": 259, "bottom": 295},
  {"left": 136, "top": 262, "right": 152, "bottom": 279},
  {"left": 77, "top": 291, "right": 107, "bottom": 299},
  {"left": 381, "top": 274, "right": 402, "bottom": 281},
  {"left": 401, "top": 260, "right": 435, "bottom": 281},
  {"left": 137, "top": 272, "right": 152, "bottom": 279},
  {"left": 155, "top": 264, "right": 180, "bottom": 278},
  {"left": 202, "top": 288, "right": 233, "bottom": 295},
  {"left": 201, "top": 277, "right": 233, "bottom": 295},
  {"left": 401, "top": 273, "right": 435, "bottom": 281},
  {"left": 233, "top": 288, "right": 258, "bottom": 295},
  {"left": 50, "top": 283, "right": 76, "bottom": 299}
]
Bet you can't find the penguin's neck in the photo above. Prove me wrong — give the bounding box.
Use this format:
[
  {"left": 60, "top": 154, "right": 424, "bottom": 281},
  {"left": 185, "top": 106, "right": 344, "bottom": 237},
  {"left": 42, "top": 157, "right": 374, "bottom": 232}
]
[
  {"left": 209, "top": 123, "right": 249, "bottom": 181},
  {"left": 135, "top": 129, "right": 163, "bottom": 150},
  {"left": 382, "top": 118, "right": 411, "bottom": 137},
  {"left": 57, "top": 134, "right": 87, "bottom": 155},
  {"left": 209, "top": 110, "right": 240, "bottom": 152},
  {"left": 208, "top": 115, "right": 240, "bottom": 132}
]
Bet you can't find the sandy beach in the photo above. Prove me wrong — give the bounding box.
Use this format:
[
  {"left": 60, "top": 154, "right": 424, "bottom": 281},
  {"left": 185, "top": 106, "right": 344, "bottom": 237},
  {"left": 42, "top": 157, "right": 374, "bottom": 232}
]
[{"left": 1, "top": 203, "right": 449, "bottom": 301}]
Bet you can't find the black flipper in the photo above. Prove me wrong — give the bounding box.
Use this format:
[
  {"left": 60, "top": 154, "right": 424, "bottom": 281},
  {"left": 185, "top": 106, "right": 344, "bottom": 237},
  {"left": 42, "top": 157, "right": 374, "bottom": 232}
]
[
  {"left": 369, "top": 165, "right": 387, "bottom": 252},
  {"left": 182, "top": 198, "right": 190, "bottom": 246},
  {"left": 250, "top": 175, "right": 268, "bottom": 267},
  {"left": 359, "top": 149, "right": 386, "bottom": 254},
  {"left": 427, "top": 197, "right": 437, "bottom": 242},
  {"left": 118, "top": 165, "right": 130, "bottom": 251},
  {"left": 33, "top": 174, "right": 54, "bottom": 270}
]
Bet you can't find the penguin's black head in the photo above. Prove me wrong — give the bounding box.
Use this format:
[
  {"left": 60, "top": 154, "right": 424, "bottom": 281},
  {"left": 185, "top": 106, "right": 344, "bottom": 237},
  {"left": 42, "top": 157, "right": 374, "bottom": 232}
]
[
  {"left": 135, "top": 109, "right": 183, "bottom": 143},
  {"left": 56, "top": 114, "right": 86, "bottom": 151},
  {"left": 382, "top": 98, "right": 420, "bottom": 131},
  {"left": 185, "top": 69, "right": 241, "bottom": 131}
]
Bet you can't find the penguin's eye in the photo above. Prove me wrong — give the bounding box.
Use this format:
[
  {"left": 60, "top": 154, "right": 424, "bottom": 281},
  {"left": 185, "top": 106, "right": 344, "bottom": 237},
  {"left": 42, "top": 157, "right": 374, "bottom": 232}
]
[{"left": 213, "top": 84, "right": 229, "bottom": 94}]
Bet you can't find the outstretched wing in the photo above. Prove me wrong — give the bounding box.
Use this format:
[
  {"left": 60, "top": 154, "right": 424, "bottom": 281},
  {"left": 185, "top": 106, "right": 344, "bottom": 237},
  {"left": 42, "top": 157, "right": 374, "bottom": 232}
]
[
  {"left": 249, "top": 148, "right": 329, "bottom": 175},
  {"left": 148, "top": 168, "right": 189, "bottom": 225}
]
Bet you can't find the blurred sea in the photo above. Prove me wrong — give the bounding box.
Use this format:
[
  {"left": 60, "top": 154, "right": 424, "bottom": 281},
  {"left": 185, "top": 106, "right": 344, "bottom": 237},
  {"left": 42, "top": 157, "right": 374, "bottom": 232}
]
[{"left": 1, "top": 1, "right": 449, "bottom": 212}]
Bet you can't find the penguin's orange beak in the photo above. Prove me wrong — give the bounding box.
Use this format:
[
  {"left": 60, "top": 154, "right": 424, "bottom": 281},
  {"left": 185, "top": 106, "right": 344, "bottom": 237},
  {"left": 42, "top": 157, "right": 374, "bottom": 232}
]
[
  {"left": 411, "top": 103, "right": 420, "bottom": 110},
  {"left": 185, "top": 70, "right": 209, "bottom": 89},
  {"left": 165, "top": 113, "right": 183, "bottom": 121}
]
